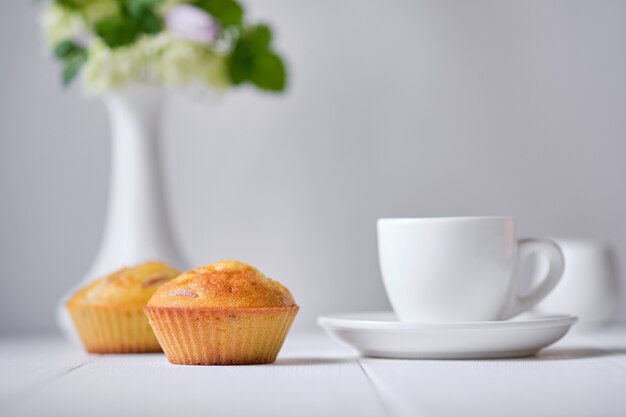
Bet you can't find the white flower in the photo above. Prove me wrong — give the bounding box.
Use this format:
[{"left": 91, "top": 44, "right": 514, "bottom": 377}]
[
  {"left": 82, "top": 40, "right": 138, "bottom": 93},
  {"left": 159, "top": 36, "right": 229, "bottom": 88},
  {"left": 41, "top": 3, "right": 87, "bottom": 46},
  {"left": 82, "top": 34, "right": 230, "bottom": 94},
  {"left": 166, "top": 4, "right": 218, "bottom": 44}
]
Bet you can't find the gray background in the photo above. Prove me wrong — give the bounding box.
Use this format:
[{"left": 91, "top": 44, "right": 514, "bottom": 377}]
[{"left": 1, "top": 0, "right": 625, "bottom": 333}]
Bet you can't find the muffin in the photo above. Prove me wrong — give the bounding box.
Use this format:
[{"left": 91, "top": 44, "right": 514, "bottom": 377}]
[
  {"left": 67, "top": 261, "right": 180, "bottom": 354},
  {"left": 144, "top": 260, "right": 298, "bottom": 365}
]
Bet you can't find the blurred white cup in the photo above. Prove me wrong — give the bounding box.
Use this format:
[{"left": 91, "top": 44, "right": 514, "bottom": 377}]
[{"left": 537, "top": 239, "right": 620, "bottom": 325}]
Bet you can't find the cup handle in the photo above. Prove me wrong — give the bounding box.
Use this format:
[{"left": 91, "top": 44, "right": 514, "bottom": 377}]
[{"left": 500, "top": 238, "right": 565, "bottom": 320}]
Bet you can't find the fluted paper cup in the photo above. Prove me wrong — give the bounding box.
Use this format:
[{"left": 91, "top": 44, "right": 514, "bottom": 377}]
[
  {"left": 67, "top": 305, "right": 162, "bottom": 353},
  {"left": 144, "top": 306, "right": 298, "bottom": 365}
]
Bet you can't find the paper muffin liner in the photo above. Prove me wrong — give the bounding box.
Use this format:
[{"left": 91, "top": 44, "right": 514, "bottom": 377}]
[
  {"left": 67, "top": 305, "right": 162, "bottom": 354},
  {"left": 144, "top": 306, "right": 299, "bottom": 365}
]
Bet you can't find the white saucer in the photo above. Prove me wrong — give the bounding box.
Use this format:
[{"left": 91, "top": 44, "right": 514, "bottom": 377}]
[{"left": 318, "top": 311, "right": 577, "bottom": 359}]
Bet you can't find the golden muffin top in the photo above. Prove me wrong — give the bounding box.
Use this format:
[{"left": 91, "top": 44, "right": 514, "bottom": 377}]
[
  {"left": 67, "top": 261, "right": 180, "bottom": 308},
  {"left": 147, "top": 260, "right": 296, "bottom": 309}
]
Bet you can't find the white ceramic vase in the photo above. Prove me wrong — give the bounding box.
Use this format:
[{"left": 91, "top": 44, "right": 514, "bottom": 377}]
[{"left": 57, "top": 84, "right": 187, "bottom": 342}]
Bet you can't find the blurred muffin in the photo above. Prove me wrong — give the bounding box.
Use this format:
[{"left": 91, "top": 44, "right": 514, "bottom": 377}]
[
  {"left": 145, "top": 260, "right": 298, "bottom": 365},
  {"left": 67, "top": 261, "right": 180, "bottom": 354}
]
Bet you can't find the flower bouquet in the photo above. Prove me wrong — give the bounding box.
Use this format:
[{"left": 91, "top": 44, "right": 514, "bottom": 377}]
[{"left": 41, "top": 0, "right": 287, "bottom": 93}]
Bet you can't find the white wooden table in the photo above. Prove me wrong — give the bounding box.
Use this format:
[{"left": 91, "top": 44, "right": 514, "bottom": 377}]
[{"left": 1, "top": 327, "right": 625, "bottom": 417}]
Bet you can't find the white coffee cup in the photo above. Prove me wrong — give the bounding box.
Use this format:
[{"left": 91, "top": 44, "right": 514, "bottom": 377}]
[{"left": 377, "top": 217, "right": 565, "bottom": 322}]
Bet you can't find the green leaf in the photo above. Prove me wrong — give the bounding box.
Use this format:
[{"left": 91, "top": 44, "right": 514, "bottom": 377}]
[
  {"left": 62, "top": 62, "right": 81, "bottom": 86},
  {"left": 53, "top": 40, "right": 89, "bottom": 86},
  {"left": 94, "top": 16, "right": 138, "bottom": 48},
  {"left": 249, "top": 52, "right": 286, "bottom": 91},
  {"left": 120, "top": 0, "right": 165, "bottom": 36},
  {"left": 227, "top": 24, "right": 287, "bottom": 92},
  {"left": 135, "top": 10, "right": 164, "bottom": 34},
  {"left": 195, "top": 0, "right": 244, "bottom": 28},
  {"left": 53, "top": 40, "right": 81, "bottom": 59},
  {"left": 246, "top": 24, "right": 272, "bottom": 50},
  {"left": 61, "top": 50, "right": 88, "bottom": 86},
  {"left": 228, "top": 38, "right": 255, "bottom": 85},
  {"left": 227, "top": 24, "right": 273, "bottom": 84},
  {"left": 126, "top": 0, "right": 164, "bottom": 18}
]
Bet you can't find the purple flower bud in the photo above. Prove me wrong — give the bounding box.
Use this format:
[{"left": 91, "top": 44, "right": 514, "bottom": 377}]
[
  {"left": 73, "top": 31, "right": 93, "bottom": 48},
  {"left": 166, "top": 4, "right": 218, "bottom": 44}
]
